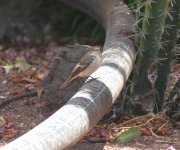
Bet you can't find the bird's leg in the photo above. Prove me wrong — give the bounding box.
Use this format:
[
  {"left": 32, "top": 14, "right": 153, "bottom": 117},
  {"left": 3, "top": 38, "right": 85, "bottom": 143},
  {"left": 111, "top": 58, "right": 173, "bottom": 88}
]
[{"left": 85, "top": 75, "right": 99, "bottom": 83}]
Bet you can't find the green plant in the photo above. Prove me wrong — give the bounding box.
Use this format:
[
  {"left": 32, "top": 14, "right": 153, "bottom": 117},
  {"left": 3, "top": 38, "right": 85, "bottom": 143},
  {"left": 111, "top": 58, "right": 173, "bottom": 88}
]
[{"left": 60, "top": 8, "right": 104, "bottom": 44}]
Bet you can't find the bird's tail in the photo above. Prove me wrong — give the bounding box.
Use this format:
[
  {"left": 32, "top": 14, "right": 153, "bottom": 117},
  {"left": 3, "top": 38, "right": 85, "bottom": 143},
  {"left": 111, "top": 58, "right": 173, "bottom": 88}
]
[{"left": 59, "top": 75, "right": 75, "bottom": 89}]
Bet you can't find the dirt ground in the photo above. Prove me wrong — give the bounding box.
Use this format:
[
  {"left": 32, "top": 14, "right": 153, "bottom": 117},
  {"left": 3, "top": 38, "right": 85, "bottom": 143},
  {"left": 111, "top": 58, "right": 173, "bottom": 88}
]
[
  {"left": 70, "top": 137, "right": 180, "bottom": 150},
  {"left": 0, "top": 43, "right": 179, "bottom": 150}
]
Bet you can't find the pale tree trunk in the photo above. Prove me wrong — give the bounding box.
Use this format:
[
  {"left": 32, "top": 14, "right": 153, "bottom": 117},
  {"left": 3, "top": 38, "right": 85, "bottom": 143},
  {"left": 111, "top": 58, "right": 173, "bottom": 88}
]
[{"left": 1, "top": 0, "right": 136, "bottom": 149}]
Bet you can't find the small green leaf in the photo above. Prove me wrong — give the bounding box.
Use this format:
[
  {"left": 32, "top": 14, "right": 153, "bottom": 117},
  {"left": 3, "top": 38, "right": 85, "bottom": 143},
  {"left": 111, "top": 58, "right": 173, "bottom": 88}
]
[
  {"left": 14, "top": 56, "right": 31, "bottom": 72},
  {"left": 116, "top": 127, "right": 141, "bottom": 143}
]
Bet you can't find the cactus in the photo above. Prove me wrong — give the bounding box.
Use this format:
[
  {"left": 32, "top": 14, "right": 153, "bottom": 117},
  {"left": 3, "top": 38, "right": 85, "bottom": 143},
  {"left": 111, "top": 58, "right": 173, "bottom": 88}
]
[{"left": 131, "top": 0, "right": 179, "bottom": 112}]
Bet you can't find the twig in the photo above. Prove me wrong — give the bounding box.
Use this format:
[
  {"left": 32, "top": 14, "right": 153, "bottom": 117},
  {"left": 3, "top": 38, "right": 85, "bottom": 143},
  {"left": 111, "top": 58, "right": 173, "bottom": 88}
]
[{"left": 0, "top": 90, "right": 38, "bottom": 108}]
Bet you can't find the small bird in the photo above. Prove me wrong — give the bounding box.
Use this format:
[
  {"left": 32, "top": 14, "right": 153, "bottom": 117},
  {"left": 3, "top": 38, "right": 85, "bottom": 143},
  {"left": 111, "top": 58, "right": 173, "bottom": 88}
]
[{"left": 60, "top": 46, "right": 102, "bottom": 89}]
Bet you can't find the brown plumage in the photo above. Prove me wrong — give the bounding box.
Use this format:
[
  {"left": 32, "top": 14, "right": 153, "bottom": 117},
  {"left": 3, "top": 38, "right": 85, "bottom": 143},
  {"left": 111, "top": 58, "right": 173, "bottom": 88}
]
[{"left": 60, "top": 46, "right": 102, "bottom": 89}]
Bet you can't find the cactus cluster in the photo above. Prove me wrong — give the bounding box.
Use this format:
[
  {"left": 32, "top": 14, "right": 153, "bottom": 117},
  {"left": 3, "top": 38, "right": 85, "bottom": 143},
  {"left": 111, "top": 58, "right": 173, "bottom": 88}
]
[{"left": 130, "top": 0, "right": 179, "bottom": 117}]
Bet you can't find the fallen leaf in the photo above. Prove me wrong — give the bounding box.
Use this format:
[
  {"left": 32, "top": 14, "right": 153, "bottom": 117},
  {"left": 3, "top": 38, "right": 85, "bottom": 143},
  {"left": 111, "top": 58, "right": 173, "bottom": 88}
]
[{"left": 116, "top": 127, "right": 141, "bottom": 143}]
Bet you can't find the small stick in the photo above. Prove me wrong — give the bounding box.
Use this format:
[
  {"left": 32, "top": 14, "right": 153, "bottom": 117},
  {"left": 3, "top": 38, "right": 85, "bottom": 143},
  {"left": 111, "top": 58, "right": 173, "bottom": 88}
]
[{"left": 0, "top": 90, "right": 37, "bottom": 108}]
